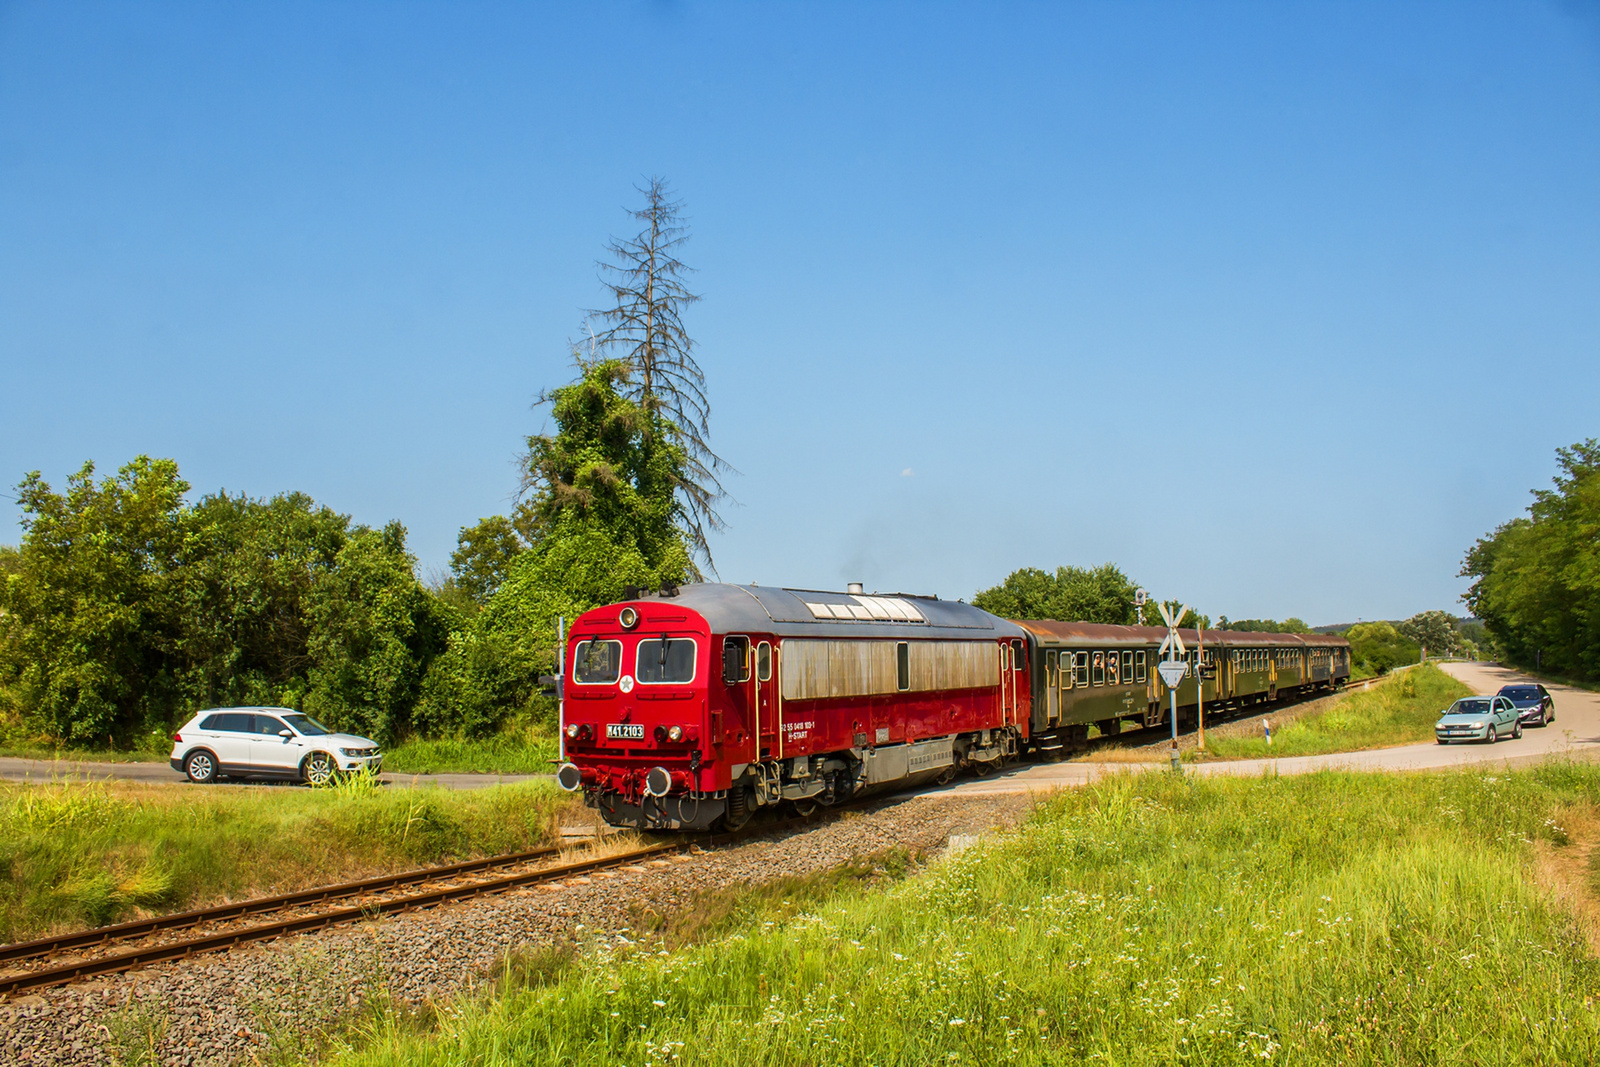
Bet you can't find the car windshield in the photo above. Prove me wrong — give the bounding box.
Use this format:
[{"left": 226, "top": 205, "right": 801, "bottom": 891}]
[
  {"left": 1500, "top": 687, "right": 1539, "bottom": 700},
  {"left": 1448, "top": 699, "right": 1492, "bottom": 715},
  {"left": 281, "top": 713, "right": 331, "bottom": 736}
]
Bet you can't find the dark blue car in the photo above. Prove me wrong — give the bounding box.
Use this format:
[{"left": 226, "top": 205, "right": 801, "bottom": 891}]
[{"left": 1497, "top": 683, "right": 1555, "bottom": 727}]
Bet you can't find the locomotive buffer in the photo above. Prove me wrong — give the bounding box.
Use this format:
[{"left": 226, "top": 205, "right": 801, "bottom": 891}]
[{"left": 1156, "top": 603, "right": 1190, "bottom": 772}]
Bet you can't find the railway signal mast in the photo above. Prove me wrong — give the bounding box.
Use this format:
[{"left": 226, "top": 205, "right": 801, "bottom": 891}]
[{"left": 1156, "top": 602, "right": 1190, "bottom": 772}]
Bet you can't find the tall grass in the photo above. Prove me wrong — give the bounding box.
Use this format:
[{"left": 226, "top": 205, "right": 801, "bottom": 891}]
[
  {"left": 0, "top": 779, "right": 576, "bottom": 941},
  {"left": 329, "top": 761, "right": 1600, "bottom": 1066},
  {"left": 382, "top": 728, "right": 558, "bottom": 775},
  {"left": 1199, "top": 661, "right": 1473, "bottom": 759}
]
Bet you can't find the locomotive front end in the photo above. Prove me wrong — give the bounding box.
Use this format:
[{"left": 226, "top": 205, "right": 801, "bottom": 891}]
[{"left": 556, "top": 598, "right": 727, "bottom": 830}]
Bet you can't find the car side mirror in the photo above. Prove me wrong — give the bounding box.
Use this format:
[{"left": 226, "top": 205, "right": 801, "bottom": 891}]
[{"left": 279, "top": 729, "right": 293, "bottom": 741}]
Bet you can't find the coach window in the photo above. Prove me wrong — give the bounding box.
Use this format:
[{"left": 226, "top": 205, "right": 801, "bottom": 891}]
[
  {"left": 1135, "top": 650, "right": 1147, "bottom": 682},
  {"left": 639, "top": 637, "right": 698, "bottom": 685},
  {"left": 572, "top": 639, "right": 623, "bottom": 685},
  {"left": 756, "top": 641, "right": 772, "bottom": 683},
  {"left": 1075, "top": 651, "right": 1089, "bottom": 687},
  {"left": 896, "top": 642, "right": 910, "bottom": 692},
  {"left": 1121, "top": 650, "right": 1133, "bottom": 685},
  {"left": 1092, "top": 651, "right": 1106, "bottom": 686}
]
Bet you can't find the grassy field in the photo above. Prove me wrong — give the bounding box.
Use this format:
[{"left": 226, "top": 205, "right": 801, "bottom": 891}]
[
  {"left": 324, "top": 761, "right": 1600, "bottom": 1066},
  {"left": 0, "top": 777, "right": 577, "bottom": 942},
  {"left": 1194, "top": 662, "right": 1473, "bottom": 760}
]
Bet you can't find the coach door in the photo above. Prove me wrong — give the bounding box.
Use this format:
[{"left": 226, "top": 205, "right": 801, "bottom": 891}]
[
  {"left": 721, "top": 635, "right": 765, "bottom": 761},
  {"left": 1044, "top": 651, "right": 1060, "bottom": 726},
  {"left": 755, "top": 640, "right": 778, "bottom": 759}
]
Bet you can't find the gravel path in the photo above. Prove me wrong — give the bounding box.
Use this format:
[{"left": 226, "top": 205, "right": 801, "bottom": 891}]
[{"left": 0, "top": 792, "right": 1031, "bottom": 1066}]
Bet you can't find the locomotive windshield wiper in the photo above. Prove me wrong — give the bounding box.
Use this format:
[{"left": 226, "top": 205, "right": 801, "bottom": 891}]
[{"left": 659, "top": 634, "right": 670, "bottom": 667}]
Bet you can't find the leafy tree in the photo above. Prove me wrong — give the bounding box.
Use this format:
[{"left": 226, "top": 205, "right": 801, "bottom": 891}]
[
  {"left": 1343, "top": 621, "right": 1420, "bottom": 675},
  {"left": 3, "top": 458, "right": 190, "bottom": 743},
  {"left": 1462, "top": 439, "right": 1600, "bottom": 680},
  {"left": 449, "top": 512, "right": 532, "bottom": 605},
  {"left": 1396, "top": 610, "right": 1467, "bottom": 658},
  {"left": 422, "top": 361, "right": 694, "bottom": 738},
  {"left": 973, "top": 564, "right": 1142, "bottom": 624},
  {"left": 303, "top": 522, "right": 453, "bottom": 743},
  {"left": 587, "top": 179, "right": 727, "bottom": 569},
  {"left": 179, "top": 490, "right": 350, "bottom": 708}
]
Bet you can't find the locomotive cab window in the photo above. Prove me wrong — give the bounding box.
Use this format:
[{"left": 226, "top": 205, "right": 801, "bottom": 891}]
[
  {"left": 1010, "top": 639, "right": 1026, "bottom": 671},
  {"left": 897, "top": 642, "right": 910, "bottom": 691},
  {"left": 756, "top": 641, "right": 772, "bottom": 682},
  {"left": 721, "top": 636, "right": 750, "bottom": 684},
  {"left": 638, "top": 637, "right": 698, "bottom": 685},
  {"left": 573, "top": 640, "right": 623, "bottom": 685}
]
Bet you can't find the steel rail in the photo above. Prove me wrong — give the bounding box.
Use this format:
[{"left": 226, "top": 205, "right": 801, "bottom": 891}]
[
  {"left": 0, "top": 843, "right": 570, "bottom": 965},
  {"left": 0, "top": 842, "right": 678, "bottom": 996}
]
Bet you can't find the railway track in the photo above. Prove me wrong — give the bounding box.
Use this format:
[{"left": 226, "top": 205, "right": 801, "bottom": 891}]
[{"left": 0, "top": 839, "right": 680, "bottom": 996}]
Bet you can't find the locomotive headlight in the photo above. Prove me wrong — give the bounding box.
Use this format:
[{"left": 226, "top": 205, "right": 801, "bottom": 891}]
[
  {"left": 668, "top": 725, "right": 683, "bottom": 742},
  {"left": 565, "top": 723, "right": 580, "bottom": 739},
  {"left": 619, "top": 606, "right": 639, "bottom": 629}
]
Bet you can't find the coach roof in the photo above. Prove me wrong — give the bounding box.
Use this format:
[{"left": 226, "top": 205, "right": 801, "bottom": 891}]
[{"left": 611, "top": 583, "right": 1027, "bottom": 641}]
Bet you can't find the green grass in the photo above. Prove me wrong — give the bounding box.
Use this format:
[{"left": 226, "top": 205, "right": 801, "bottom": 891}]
[
  {"left": 381, "top": 729, "right": 558, "bottom": 776},
  {"left": 1196, "top": 662, "right": 1473, "bottom": 760},
  {"left": 324, "top": 761, "right": 1600, "bottom": 1066},
  {"left": 0, "top": 777, "right": 577, "bottom": 941}
]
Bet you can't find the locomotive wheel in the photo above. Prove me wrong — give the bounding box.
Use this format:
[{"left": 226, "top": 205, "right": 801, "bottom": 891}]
[
  {"left": 935, "top": 766, "right": 957, "bottom": 786},
  {"left": 794, "top": 798, "right": 819, "bottom": 817},
  {"left": 972, "top": 759, "right": 995, "bottom": 778},
  {"left": 723, "top": 786, "right": 752, "bottom": 831}
]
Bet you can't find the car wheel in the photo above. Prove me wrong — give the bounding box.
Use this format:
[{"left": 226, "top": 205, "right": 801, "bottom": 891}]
[
  {"left": 1485, "top": 725, "right": 1497, "bottom": 745},
  {"left": 184, "top": 750, "right": 218, "bottom": 784},
  {"left": 1513, "top": 720, "right": 1523, "bottom": 740},
  {"left": 303, "top": 752, "right": 338, "bottom": 786}
]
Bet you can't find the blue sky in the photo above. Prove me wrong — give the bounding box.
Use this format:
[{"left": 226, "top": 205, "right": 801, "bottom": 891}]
[{"left": 2, "top": 2, "right": 1597, "bottom": 625}]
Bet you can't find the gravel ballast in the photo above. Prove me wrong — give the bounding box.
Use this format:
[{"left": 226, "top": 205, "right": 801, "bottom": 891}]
[{"left": 1, "top": 792, "right": 1032, "bottom": 1066}]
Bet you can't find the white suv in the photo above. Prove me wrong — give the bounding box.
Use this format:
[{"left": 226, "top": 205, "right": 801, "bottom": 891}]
[{"left": 169, "top": 708, "right": 382, "bottom": 785}]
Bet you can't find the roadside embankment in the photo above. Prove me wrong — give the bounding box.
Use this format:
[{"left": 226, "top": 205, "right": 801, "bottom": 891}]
[
  {"left": 0, "top": 778, "right": 577, "bottom": 942},
  {"left": 321, "top": 761, "right": 1600, "bottom": 1066}
]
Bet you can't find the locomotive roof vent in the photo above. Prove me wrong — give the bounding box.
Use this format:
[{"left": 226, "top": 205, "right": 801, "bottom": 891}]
[{"left": 847, "top": 582, "right": 865, "bottom": 594}]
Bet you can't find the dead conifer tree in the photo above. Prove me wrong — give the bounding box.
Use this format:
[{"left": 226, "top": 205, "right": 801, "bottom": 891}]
[{"left": 588, "top": 178, "right": 729, "bottom": 571}]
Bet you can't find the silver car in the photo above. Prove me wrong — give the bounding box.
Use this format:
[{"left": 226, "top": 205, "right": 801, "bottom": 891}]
[
  {"left": 1434, "top": 695, "right": 1522, "bottom": 745},
  {"left": 169, "top": 707, "right": 382, "bottom": 784}
]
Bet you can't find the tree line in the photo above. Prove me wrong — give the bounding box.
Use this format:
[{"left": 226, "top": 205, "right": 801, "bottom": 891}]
[
  {"left": 1463, "top": 439, "right": 1599, "bottom": 681},
  {"left": 0, "top": 181, "right": 721, "bottom": 748},
  {"left": 971, "top": 567, "right": 1479, "bottom": 675}
]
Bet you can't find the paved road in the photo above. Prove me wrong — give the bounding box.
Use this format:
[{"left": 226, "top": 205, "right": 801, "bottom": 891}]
[
  {"left": 937, "top": 661, "right": 1600, "bottom": 797},
  {"left": 0, "top": 757, "right": 549, "bottom": 791}
]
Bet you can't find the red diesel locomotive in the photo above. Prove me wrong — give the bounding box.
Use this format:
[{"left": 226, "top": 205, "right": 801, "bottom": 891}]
[
  {"left": 555, "top": 582, "right": 1030, "bottom": 830},
  {"left": 555, "top": 582, "right": 1352, "bottom": 831}
]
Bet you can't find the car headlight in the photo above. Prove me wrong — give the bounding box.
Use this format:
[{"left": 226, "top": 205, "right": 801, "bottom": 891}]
[
  {"left": 1470, "top": 722, "right": 1485, "bottom": 729},
  {"left": 339, "top": 746, "right": 378, "bottom": 757}
]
